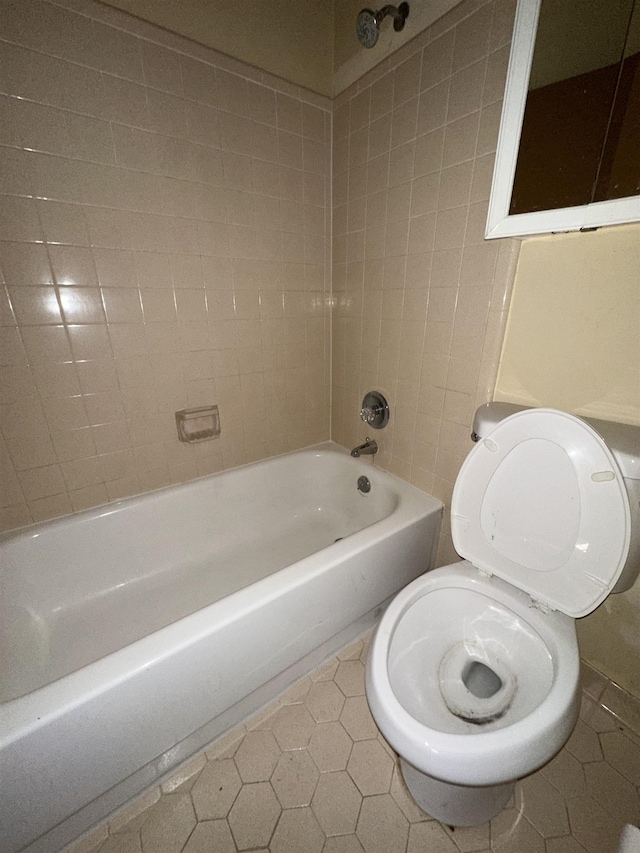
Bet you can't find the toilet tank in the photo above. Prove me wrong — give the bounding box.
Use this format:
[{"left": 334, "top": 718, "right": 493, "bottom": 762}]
[{"left": 472, "top": 404, "right": 640, "bottom": 594}]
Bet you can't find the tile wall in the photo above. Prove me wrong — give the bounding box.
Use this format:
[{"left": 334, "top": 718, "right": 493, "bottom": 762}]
[
  {"left": 0, "top": 0, "right": 331, "bottom": 531},
  {"left": 330, "top": 0, "right": 521, "bottom": 564},
  {"left": 0, "top": 0, "right": 522, "bottom": 549}
]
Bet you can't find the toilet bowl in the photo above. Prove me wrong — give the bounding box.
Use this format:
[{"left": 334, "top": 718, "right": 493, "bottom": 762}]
[
  {"left": 366, "top": 406, "right": 640, "bottom": 826},
  {"left": 366, "top": 564, "right": 581, "bottom": 824}
]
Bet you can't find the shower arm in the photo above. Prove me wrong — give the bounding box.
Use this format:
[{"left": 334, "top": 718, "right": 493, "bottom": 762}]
[{"left": 376, "top": 3, "right": 409, "bottom": 31}]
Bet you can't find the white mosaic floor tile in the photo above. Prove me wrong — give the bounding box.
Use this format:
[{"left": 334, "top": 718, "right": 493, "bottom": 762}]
[{"left": 86, "top": 638, "right": 639, "bottom": 853}]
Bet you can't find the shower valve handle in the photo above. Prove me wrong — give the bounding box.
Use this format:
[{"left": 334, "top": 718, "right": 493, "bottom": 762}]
[
  {"left": 360, "top": 406, "right": 380, "bottom": 424},
  {"left": 359, "top": 391, "right": 390, "bottom": 429}
]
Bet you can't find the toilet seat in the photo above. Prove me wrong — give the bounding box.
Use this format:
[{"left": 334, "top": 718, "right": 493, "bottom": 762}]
[{"left": 452, "top": 409, "right": 631, "bottom": 617}]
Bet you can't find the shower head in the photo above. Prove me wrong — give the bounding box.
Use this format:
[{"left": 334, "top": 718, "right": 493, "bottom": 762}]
[
  {"left": 356, "top": 3, "right": 410, "bottom": 49},
  {"left": 356, "top": 9, "right": 380, "bottom": 49}
]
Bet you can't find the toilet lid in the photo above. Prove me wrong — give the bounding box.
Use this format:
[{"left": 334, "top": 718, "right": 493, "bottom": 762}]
[{"left": 451, "top": 409, "right": 631, "bottom": 617}]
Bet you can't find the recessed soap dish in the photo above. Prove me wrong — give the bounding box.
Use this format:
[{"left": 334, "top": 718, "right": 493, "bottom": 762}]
[{"left": 175, "top": 405, "right": 221, "bottom": 443}]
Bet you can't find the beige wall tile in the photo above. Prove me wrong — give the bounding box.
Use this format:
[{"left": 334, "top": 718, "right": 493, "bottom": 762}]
[
  {"left": 58, "top": 287, "right": 105, "bottom": 324},
  {"left": 421, "top": 30, "right": 455, "bottom": 91},
  {"left": 49, "top": 246, "right": 99, "bottom": 288},
  {"left": 11, "top": 97, "right": 72, "bottom": 159},
  {"left": 0, "top": 197, "right": 42, "bottom": 244},
  {"left": 0, "top": 0, "right": 519, "bottom": 557},
  {"left": 9, "top": 286, "right": 61, "bottom": 325},
  {"left": 0, "top": 241, "right": 53, "bottom": 285},
  {"left": 38, "top": 200, "right": 90, "bottom": 247},
  {"left": 447, "top": 59, "right": 487, "bottom": 123},
  {"left": 29, "top": 492, "right": 73, "bottom": 522},
  {"left": 31, "top": 361, "right": 81, "bottom": 400},
  {"left": 452, "top": 4, "right": 494, "bottom": 72},
  {"left": 0, "top": 0, "right": 330, "bottom": 531},
  {"left": 417, "top": 80, "right": 450, "bottom": 137},
  {"left": 331, "top": 0, "right": 519, "bottom": 568}
]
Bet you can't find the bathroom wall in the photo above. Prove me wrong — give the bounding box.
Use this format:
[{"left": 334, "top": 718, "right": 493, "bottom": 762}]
[
  {"left": 579, "top": 583, "right": 640, "bottom": 699},
  {"left": 333, "top": 0, "right": 462, "bottom": 95},
  {"left": 495, "top": 224, "right": 640, "bottom": 426},
  {"left": 0, "top": 0, "right": 331, "bottom": 532},
  {"left": 495, "top": 224, "right": 640, "bottom": 699},
  {"left": 100, "top": 0, "right": 334, "bottom": 97},
  {"left": 99, "top": 0, "right": 465, "bottom": 97},
  {"left": 331, "top": 0, "right": 520, "bottom": 565}
]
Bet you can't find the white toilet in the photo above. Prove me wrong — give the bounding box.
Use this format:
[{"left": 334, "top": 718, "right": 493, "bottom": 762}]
[{"left": 366, "top": 405, "right": 640, "bottom": 826}]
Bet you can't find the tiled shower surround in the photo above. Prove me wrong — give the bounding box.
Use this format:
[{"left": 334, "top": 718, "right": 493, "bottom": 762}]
[
  {"left": 0, "top": 0, "right": 331, "bottom": 531},
  {"left": 0, "top": 0, "right": 520, "bottom": 550},
  {"left": 330, "top": 0, "right": 520, "bottom": 564}
]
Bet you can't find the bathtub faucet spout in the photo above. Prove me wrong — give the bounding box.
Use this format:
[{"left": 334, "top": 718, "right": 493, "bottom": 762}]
[{"left": 351, "top": 437, "right": 378, "bottom": 457}]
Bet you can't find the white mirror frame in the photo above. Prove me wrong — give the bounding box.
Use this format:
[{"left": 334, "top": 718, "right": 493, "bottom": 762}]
[{"left": 485, "top": 0, "right": 640, "bottom": 239}]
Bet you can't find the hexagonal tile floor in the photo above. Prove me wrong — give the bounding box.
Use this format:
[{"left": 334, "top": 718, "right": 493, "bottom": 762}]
[{"left": 72, "top": 636, "right": 640, "bottom": 853}]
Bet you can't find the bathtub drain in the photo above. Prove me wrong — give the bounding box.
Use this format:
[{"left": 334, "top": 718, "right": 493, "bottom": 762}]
[{"left": 357, "top": 475, "right": 371, "bottom": 493}]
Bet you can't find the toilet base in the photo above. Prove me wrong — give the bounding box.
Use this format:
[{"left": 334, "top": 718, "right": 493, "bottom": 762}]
[{"left": 400, "top": 759, "right": 513, "bottom": 826}]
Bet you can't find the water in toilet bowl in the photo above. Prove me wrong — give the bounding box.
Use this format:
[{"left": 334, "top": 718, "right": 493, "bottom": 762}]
[
  {"left": 388, "top": 587, "right": 554, "bottom": 734},
  {"left": 438, "top": 641, "right": 517, "bottom": 724}
]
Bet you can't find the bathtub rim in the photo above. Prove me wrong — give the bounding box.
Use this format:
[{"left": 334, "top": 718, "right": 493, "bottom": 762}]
[
  {"left": 1, "top": 440, "right": 411, "bottom": 544},
  {"left": 0, "top": 440, "right": 443, "bottom": 742},
  {"left": 0, "top": 439, "right": 362, "bottom": 545}
]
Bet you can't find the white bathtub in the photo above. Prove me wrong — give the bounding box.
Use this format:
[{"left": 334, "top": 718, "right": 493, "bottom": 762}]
[{"left": 0, "top": 442, "right": 442, "bottom": 853}]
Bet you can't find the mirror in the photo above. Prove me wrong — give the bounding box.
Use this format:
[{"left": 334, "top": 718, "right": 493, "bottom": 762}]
[{"left": 486, "top": 0, "right": 640, "bottom": 239}]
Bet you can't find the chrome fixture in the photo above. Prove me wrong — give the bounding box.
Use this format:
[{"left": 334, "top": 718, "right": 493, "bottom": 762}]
[
  {"left": 351, "top": 437, "right": 378, "bottom": 457},
  {"left": 356, "top": 3, "right": 409, "bottom": 48},
  {"left": 357, "top": 475, "right": 372, "bottom": 493},
  {"left": 175, "top": 405, "right": 220, "bottom": 443},
  {"left": 360, "top": 391, "right": 390, "bottom": 429}
]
